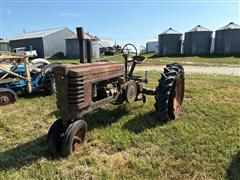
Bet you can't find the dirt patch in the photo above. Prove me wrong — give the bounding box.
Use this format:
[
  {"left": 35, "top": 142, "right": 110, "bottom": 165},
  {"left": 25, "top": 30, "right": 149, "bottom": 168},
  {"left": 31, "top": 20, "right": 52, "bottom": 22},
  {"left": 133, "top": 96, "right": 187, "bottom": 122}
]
[{"left": 136, "top": 65, "right": 240, "bottom": 76}]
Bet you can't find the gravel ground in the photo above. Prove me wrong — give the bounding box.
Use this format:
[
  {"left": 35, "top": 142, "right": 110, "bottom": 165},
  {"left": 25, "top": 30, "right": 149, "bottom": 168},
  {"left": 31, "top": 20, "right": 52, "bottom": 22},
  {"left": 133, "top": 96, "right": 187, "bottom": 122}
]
[{"left": 136, "top": 65, "right": 240, "bottom": 76}]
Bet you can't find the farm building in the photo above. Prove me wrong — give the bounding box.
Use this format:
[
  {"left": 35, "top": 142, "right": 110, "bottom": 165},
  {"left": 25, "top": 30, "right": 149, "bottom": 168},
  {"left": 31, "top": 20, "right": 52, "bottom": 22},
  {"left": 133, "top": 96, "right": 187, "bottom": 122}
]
[
  {"left": 215, "top": 22, "right": 240, "bottom": 55},
  {"left": 184, "top": 25, "right": 213, "bottom": 55},
  {"left": 9, "top": 27, "right": 74, "bottom": 58},
  {"left": 146, "top": 41, "right": 158, "bottom": 53},
  {"left": 0, "top": 40, "right": 9, "bottom": 51},
  {"left": 66, "top": 33, "right": 100, "bottom": 59},
  {"left": 158, "top": 28, "right": 182, "bottom": 56},
  {"left": 98, "top": 37, "right": 115, "bottom": 54},
  {"left": 99, "top": 37, "right": 114, "bottom": 48}
]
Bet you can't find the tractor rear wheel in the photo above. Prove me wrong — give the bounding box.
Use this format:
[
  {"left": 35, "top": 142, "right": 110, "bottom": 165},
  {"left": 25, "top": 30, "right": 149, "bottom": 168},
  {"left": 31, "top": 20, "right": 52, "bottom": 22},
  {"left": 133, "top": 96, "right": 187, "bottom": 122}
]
[
  {"left": 0, "top": 88, "right": 17, "bottom": 106},
  {"left": 154, "top": 63, "right": 185, "bottom": 122},
  {"left": 61, "top": 120, "right": 87, "bottom": 157},
  {"left": 47, "top": 119, "right": 64, "bottom": 155}
]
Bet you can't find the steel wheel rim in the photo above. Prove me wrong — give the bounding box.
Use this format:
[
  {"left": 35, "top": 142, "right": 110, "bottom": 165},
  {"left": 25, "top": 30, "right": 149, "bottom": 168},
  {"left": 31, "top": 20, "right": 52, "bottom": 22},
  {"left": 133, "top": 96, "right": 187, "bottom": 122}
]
[
  {"left": 172, "top": 73, "right": 184, "bottom": 118},
  {"left": 0, "top": 93, "right": 13, "bottom": 106},
  {"left": 127, "top": 84, "right": 137, "bottom": 102},
  {"left": 72, "top": 126, "right": 86, "bottom": 152}
]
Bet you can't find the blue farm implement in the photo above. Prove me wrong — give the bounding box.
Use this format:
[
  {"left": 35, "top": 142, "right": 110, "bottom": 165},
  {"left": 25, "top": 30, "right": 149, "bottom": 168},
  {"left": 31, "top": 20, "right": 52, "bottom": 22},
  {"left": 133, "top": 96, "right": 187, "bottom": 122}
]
[{"left": 0, "top": 52, "right": 60, "bottom": 106}]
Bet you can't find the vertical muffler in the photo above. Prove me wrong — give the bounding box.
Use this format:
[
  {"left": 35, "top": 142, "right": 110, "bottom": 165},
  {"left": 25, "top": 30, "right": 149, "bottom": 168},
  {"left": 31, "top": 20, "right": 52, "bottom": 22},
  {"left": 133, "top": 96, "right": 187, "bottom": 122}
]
[{"left": 76, "top": 27, "right": 92, "bottom": 63}]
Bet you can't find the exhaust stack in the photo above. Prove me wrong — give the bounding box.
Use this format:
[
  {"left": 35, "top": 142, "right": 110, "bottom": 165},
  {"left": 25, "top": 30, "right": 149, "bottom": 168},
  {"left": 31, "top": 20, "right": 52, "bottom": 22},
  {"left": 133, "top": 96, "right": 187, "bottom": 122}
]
[
  {"left": 76, "top": 27, "right": 93, "bottom": 63},
  {"left": 76, "top": 27, "right": 85, "bottom": 63}
]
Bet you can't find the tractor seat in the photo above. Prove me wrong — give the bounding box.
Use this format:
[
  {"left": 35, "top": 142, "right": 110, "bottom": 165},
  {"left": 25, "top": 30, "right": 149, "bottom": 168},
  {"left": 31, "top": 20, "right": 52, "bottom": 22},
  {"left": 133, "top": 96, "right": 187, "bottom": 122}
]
[{"left": 132, "top": 55, "right": 146, "bottom": 64}]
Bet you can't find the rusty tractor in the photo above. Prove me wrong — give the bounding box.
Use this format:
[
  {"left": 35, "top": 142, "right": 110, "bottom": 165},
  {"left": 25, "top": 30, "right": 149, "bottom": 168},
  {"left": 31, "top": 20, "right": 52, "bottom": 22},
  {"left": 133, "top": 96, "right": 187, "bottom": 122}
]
[{"left": 47, "top": 27, "right": 185, "bottom": 157}]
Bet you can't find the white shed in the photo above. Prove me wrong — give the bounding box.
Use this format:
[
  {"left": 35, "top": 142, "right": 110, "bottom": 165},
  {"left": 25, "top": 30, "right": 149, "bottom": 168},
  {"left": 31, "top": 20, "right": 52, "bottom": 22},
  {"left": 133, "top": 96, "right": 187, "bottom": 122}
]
[{"left": 146, "top": 41, "right": 158, "bottom": 53}]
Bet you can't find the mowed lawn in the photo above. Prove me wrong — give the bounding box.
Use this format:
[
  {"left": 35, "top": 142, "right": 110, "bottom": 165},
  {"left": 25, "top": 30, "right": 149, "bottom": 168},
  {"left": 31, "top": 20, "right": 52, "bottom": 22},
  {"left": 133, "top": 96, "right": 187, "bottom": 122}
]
[
  {"left": 0, "top": 72, "right": 240, "bottom": 179},
  {"left": 48, "top": 53, "right": 240, "bottom": 67}
]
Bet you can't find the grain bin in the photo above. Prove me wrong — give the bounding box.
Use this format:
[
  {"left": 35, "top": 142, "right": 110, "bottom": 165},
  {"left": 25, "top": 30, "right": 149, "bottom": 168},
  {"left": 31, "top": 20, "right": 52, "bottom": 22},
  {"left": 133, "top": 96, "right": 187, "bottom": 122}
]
[
  {"left": 215, "top": 22, "right": 240, "bottom": 55},
  {"left": 146, "top": 41, "right": 158, "bottom": 53},
  {"left": 184, "top": 25, "right": 213, "bottom": 55},
  {"left": 158, "top": 28, "right": 182, "bottom": 56}
]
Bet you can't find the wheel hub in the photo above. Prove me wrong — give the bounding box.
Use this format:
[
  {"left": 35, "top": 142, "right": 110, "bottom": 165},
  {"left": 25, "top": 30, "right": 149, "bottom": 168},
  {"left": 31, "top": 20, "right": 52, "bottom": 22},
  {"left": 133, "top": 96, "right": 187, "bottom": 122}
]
[
  {"left": 0, "top": 92, "right": 14, "bottom": 106},
  {"left": 126, "top": 83, "right": 137, "bottom": 103},
  {"left": 0, "top": 96, "right": 10, "bottom": 105},
  {"left": 72, "top": 126, "right": 86, "bottom": 152}
]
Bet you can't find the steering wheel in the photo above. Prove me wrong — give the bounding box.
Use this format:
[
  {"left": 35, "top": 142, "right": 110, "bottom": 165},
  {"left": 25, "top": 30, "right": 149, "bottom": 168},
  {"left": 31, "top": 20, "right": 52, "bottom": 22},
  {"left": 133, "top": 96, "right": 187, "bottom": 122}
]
[{"left": 121, "top": 43, "right": 138, "bottom": 62}]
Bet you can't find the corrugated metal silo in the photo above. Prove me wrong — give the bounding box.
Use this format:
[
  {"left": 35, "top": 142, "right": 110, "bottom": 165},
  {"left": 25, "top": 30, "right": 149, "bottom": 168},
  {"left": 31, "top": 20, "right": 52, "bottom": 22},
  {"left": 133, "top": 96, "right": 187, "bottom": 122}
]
[
  {"left": 184, "top": 25, "right": 213, "bottom": 55},
  {"left": 158, "top": 28, "right": 182, "bottom": 56},
  {"left": 215, "top": 22, "right": 240, "bottom": 55}
]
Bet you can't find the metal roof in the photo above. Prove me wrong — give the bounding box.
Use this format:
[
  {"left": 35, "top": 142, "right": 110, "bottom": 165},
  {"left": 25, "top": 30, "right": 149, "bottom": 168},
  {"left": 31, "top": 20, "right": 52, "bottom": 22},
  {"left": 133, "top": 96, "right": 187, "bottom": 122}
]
[
  {"left": 146, "top": 41, "right": 158, "bottom": 44},
  {"left": 160, "top": 28, "right": 182, "bottom": 35},
  {"left": 9, "top": 27, "right": 70, "bottom": 41},
  {"left": 66, "top": 32, "right": 99, "bottom": 40},
  {"left": 217, "top": 22, "right": 240, "bottom": 31},
  {"left": 187, "top": 25, "right": 212, "bottom": 32}
]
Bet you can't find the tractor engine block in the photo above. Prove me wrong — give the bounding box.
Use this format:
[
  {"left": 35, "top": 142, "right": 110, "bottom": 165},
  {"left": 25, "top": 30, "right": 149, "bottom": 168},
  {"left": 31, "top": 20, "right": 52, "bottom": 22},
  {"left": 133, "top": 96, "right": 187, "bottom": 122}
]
[{"left": 54, "top": 61, "right": 124, "bottom": 128}]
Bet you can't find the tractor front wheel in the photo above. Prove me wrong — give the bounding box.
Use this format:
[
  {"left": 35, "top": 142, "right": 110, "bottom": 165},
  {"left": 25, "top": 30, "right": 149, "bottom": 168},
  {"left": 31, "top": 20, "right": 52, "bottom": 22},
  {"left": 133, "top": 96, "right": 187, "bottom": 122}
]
[
  {"left": 47, "top": 119, "right": 64, "bottom": 155},
  {"left": 61, "top": 120, "right": 87, "bottom": 157},
  {"left": 154, "top": 63, "right": 185, "bottom": 122}
]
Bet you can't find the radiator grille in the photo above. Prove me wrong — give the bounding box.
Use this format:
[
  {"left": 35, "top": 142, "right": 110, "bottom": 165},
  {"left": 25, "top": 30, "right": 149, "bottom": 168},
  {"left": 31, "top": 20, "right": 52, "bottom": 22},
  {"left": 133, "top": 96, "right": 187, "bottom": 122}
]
[{"left": 68, "top": 76, "right": 84, "bottom": 104}]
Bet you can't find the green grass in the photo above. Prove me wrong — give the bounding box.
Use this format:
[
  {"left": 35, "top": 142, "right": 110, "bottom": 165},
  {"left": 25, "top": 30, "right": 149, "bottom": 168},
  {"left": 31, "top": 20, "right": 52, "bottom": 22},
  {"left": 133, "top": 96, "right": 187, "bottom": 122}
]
[
  {"left": 0, "top": 72, "right": 240, "bottom": 179},
  {"left": 48, "top": 53, "right": 240, "bottom": 67}
]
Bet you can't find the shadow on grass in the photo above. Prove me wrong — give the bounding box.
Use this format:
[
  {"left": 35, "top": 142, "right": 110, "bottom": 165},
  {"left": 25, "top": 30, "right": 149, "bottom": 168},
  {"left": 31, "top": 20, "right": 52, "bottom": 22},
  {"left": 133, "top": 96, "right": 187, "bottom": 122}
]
[
  {"left": 17, "top": 90, "right": 51, "bottom": 99},
  {"left": 83, "top": 104, "right": 129, "bottom": 131},
  {"left": 0, "top": 135, "right": 55, "bottom": 172},
  {"left": 226, "top": 151, "right": 240, "bottom": 179},
  {"left": 122, "top": 111, "right": 163, "bottom": 134},
  {"left": 0, "top": 105, "right": 129, "bottom": 172},
  {"left": 49, "top": 104, "right": 129, "bottom": 130}
]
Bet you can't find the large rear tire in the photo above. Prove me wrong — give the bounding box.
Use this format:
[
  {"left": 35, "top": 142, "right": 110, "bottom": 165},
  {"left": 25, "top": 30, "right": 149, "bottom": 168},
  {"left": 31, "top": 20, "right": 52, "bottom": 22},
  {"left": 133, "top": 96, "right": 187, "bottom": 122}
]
[{"left": 154, "top": 63, "right": 185, "bottom": 122}]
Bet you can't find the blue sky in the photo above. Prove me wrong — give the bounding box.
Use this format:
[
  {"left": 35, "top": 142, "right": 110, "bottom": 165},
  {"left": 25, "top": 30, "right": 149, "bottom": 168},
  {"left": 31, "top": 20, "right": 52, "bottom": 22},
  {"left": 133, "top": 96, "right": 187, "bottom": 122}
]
[{"left": 0, "top": 0, "right": 239, "bottom": 48}]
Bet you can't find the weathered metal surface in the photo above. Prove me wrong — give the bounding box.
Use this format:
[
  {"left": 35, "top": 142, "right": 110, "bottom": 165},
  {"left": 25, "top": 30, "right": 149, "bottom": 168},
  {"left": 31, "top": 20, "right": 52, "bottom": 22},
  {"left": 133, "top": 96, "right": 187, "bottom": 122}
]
[
  {"left": 184, "top": 25, "right": 212, "bottom": 55},
  {"left": 126, "top": 81, "right": 137, "bottom": 103},
  {"left": 215, "top": 23, "right": 240, "bottom": 55},
  {"left": 0, "top": 67, "right": 26, "bottom": 80},
  {"left": 142, "top": 87, "right": 155, "bottom": 95},
  {"left": 158, "top": 28, "right": 182, "bottom": 56},
  {"left": 54, "top": 61, "right": 124, "bottom": 128},
  {"left": 86, "top": 40, "right": 92, "bottom": 63},
  {"left": 77, "top": 27, "right": 85, "bottom": 63},
  {"left": 24, "top": 58, "right": 32, "bottom": 93},
  {"left": 0, "top": 88, "right": 17, "bottom": 106},
  {"left": 169, "top": 73, "right": 185, "bottom": 119},
  {"left": 0, "top": 57, "right": 32, "bottom": 93},
  {"left": 72, "top": 125, "right": 86, "bottom": 151},
  {"left": 48, "top": 36, "right": 185, "bottom": 157}
]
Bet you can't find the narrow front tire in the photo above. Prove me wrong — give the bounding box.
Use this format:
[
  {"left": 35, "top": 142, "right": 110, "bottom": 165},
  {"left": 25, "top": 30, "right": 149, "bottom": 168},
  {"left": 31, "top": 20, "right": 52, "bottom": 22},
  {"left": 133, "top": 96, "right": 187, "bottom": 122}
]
[{"left": 61, "top": 120, "right": 87, "bottom": 157}]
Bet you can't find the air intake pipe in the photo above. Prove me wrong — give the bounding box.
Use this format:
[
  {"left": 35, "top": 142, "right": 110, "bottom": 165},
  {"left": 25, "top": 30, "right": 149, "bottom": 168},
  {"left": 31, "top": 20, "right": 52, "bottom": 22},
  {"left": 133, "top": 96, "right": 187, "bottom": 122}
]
[{"left": 86, "top": 39, "right": 92, "bottom": 63}]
